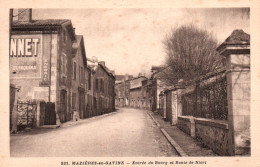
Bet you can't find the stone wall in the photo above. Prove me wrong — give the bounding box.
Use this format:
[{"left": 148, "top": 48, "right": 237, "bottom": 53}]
[
  {"left": 195, "top": 119, "right": 229, "bottom": 155},
  {"left": 177, "top": 116, "right": 192, "bottom": 135},
  {"left": 177, "top": 116, "right": 229, "bottom": 155}
]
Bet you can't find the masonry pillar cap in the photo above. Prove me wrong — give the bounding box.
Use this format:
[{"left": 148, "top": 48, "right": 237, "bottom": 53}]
[
  {"left": 216, "top": 29, "right": 250, "bottom": 57},
  {"left": 175, "top": 79, "right": 186, "bottom": 89}
]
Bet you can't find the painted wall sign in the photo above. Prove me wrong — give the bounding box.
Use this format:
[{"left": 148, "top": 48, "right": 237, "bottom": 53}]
[
  {"left": 39, "top": 59, "right": 50, "bottom": 86},
  {"left": 10, "top": 34, "right": 42, "bottom": 78},
  {"left": 10, "top": 38, "right": 40, "bottom": 57}
]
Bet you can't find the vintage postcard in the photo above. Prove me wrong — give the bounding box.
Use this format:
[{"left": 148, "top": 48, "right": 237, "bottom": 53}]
[{"left": 0, "top": 0, "right": 260, "bottom": 167}]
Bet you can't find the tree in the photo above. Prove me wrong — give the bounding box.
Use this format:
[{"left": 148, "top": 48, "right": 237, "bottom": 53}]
[{"left": 160, "top": 24, "right": 225, "bottom": 85}]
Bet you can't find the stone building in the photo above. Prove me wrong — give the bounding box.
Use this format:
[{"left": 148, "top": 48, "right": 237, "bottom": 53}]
[
  {"left": 71, "top": 35, "right": 87, "bottom": 119},
  {"left": 89, "top": 62, "right": 115, "bottom": 115},
  {"left": 85, "top": 65, "right": 94, "bottom": 117},
  {"left": 150, "top": 66, "right": 169, "bottom": 112},
  {"left": 129, "top": 76, "right": 149, "bottom": 109},
  {"left": 115, "top": 74, "right": 133, "bottom": 107},
  {"left": 115, "top": 82, "right": 125, "bottom": 107},
  {"left": 115, "top": 74, "right": 133, "bottom": 84},
  {"left": 124, "top": 79, "right": 131, "bottom": 106},
  {"left": 10, "top": 9, "right": 77, "bottom": 123}
]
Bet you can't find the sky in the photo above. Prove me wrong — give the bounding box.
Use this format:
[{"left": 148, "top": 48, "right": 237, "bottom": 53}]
[{"left": 13, "top": 8, "right": 250, "bottom": 77}]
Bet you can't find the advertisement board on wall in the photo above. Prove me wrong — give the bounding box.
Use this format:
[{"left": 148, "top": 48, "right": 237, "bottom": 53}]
[{"left": 10, "top": 34, "right": 42, "bottom": 79}]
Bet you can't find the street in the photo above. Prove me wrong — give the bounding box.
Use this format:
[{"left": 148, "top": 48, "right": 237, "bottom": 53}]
[{"left": 10, "top": 108, "right": 178, "bottom": 157}]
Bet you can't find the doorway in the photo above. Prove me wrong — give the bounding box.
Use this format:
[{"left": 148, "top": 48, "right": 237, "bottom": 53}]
[{"left": 60, "top": 90, "right": 67, "bottom": 123}]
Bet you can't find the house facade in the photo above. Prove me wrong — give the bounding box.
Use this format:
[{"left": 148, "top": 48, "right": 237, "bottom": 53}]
[
  {"left": 90, "top": 62, "right": 115, "bottom": 115},
  {"left": 129, "top": 76, "right": 149, "bottom": 109},
  {"left": 71, "top": 35, "right": 87, "bottom": 119},
  {"left": 10, "top": 9, "right": 76, "bottom": 123},
  {"left": 150, "top": 66, "right": 170, "bottom": 112},
  {"left": 115, "top": 74, "right": 133, "bottom": 107},
  {"left": 115, "top": 82, "right": 125, "bottom": 107}
]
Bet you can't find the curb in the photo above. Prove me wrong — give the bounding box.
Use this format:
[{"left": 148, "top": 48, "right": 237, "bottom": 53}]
[
  {"left": 161, "top": 128, "right": 188, "bottom": 157},
  {"left": 38, "top": 125, "right": 60, "bottom": 129},
  {"left": 147, "top": 111, "right": 188, "bottom": 157},
  {"left": 147, "top": 111, "right": 161, "bottom": 127},
  {"left": 60, "top": 111, "right": 118, "bottom": 128}
]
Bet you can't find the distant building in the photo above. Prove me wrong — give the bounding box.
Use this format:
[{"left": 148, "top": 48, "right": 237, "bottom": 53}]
[
  {"left": 115, "top": 82, "right": 125, "bottom": 107},
  {"left": 129, "top": 76, "right": 150, "bottom": 109},
  {"left": 150, "top": 66, "right": 169, "bottom": 112},
  {"left": 115, "top": 74, "right": 133, "bottom": 84},
  {"left": 115, "top": 74, "right": 133, "bottom": 107}
]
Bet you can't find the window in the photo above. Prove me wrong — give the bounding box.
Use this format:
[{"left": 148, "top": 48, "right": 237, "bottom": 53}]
[
  {"left": 88, "top": 72, "right": 91, "bottom": 90},
  {"left": 73, "top": 62, "right": 76, "bottom": 80},
  {"left": 100, "top": 79, "right": 103, "bottom": 93},
  {"left": 72, "top": 93, "right": 76, "bottom": 109},
  {"left": 79, "top": 66, "right": 80, "bottom": 82},
  {"left": 78, "top": 66, "right": 84, "bottom": 83},
  {"left": 100, "top": 78, "right": 105, "bottom": 93},
  {"left": 61, "top": 55, "right": 63, "bottom": 74},
  {"left": 81, "top": 67, "right": 84, "bottom": 83},
  {"left": 96, "top": 78, "right": 99, "bottom": 91},
  {"left": 62, "top": 29, "right": 67, "bottom": 44},
  {"left": 61, "top": 53, "right": 67, "bottom": 75}
]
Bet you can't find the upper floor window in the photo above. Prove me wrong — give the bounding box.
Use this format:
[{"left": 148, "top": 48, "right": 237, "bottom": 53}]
[
  {"left": 96, "top": 78, "right": 99, "bottom": 91},
  {"left": 62, "top": 29, "right": 67, "bottom": 44},
  {"left": 88, "top": 72, "right": 91, "bottom": 90},
  {"left": 61, "top": 53, "right": 67, "bottom": 76},
  {"left": 78, "top": 66, "right": 84, "bottom": 84},
  {"left": 73, "top": 62, "right": 76, "bottom": 80},
  {"left": 81, "top": 67, "right": 84, "bottom": 83}
]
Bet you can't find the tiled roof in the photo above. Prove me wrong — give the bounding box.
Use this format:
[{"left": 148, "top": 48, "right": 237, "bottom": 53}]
[
  {"left": 115, "top": 75, "right": 125, "bottom": 81},
  {"left": 12, "top": 19, "right": 70, "bottom": 27},
  {"left": 151, "top": 65, "right": 163, "bottom": 71}
]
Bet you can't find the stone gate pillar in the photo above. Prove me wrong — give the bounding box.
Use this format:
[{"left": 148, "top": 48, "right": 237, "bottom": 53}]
[
  {"left": 171, "top": 89, "right": 178, "bottom": 125},
  {"left": 163, "top": 92, "right": 166, "bottom": 119},
  {"left": 217, "top": 29, "right": 250, "bottom": 155},
  {"left": 172, "top": 82, "right": 185, "bottom": 125}
]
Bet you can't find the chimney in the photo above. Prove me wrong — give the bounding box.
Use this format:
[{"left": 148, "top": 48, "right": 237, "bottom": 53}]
[
  {"left": 92, "top": 56, "right": 98, "bottom": 62},
  {"left": 99, "top": 61, "right": 105, "bottom": 67},
  {"left": 125, "top": 74, "right": 129, "bottom": 80},
  {"left": 18, "top": 8, "right": 32, "bottom": 22}
]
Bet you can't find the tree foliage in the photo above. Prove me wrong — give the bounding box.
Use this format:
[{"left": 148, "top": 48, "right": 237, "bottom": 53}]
[{"left": 160, "top": 24, "right": 224, "bottom": 85}]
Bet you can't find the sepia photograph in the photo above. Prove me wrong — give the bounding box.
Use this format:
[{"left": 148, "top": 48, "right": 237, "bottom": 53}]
[
  {"left": 1, "top": 1, "right": 260, "bottom": 166},
  {"left": 9, "top": 8, "right": 250, "bottom": 157}
]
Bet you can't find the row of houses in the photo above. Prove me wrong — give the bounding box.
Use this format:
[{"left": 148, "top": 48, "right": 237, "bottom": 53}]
[
  {"left": 115, "top": 68, "right": 171, "bottom": 112},
  {"left": 115, "top": 75, "right": 156, "bottom": 110},
  {"left": 115, "top": 29, "right": 251, "bottom": 156},
  {"left": 10, "top": 9, "right": 115, "bottom": 127}
]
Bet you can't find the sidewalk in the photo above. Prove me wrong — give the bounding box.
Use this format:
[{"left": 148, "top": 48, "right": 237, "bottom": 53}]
[
  {"left": 11, "top": 111, "right": 118, "bottom": 135},
  {"left": 148, "top": 111, "right": 217, "bottom": 157}
]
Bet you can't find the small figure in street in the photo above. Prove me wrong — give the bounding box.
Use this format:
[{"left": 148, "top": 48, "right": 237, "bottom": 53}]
[{"left": 73, "top": 109, "right": 80, "bottom": 122}]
